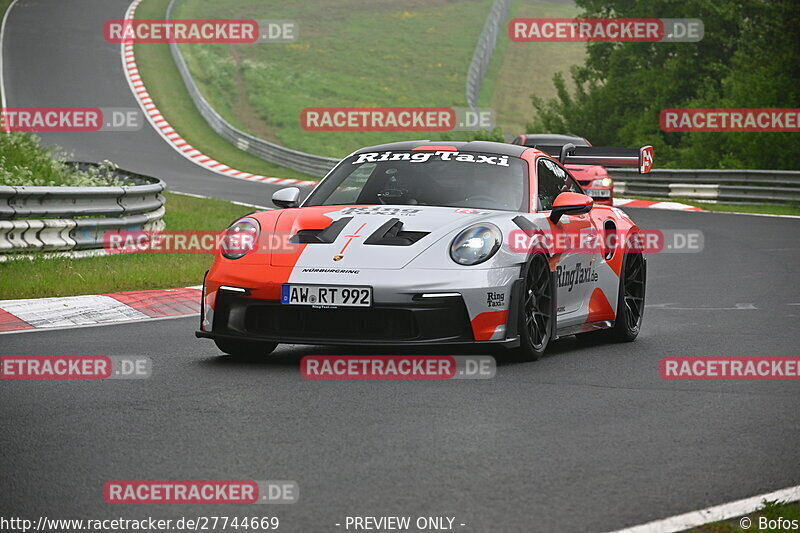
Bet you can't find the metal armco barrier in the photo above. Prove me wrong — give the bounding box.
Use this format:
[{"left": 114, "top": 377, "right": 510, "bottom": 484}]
[
  {"left": 610, "top": 168, "right": 800, "bottom": 204},
  {"left": 165, "top": 0, "right": 508, "bottom": 174},
  {"left": 166, "top": 0, "right": 338, "bottom": 178},
  {"left": 466, "top": 0, "right": 510, "bottom": 110},
  {"left": 163, "top": 1, "right": 796, "bottom": 206},
  {"left": 0, "top": 164, "right": 166, "bottom": 253}
]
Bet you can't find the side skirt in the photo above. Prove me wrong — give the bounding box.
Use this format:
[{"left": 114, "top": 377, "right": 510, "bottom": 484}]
[{"left": 557, "top": 320, "right": 614, "bottom": 338}]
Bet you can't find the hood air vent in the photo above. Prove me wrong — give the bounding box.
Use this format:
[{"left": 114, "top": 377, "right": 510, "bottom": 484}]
[
  {"left": 364, "top": 218, "right": 428, "bottom": 246},
  {"left": 290, "top": 217, "right": 352, "bottom": 243}
]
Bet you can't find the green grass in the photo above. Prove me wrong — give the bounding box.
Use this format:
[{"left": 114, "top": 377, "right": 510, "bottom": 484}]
[
  {"left": 0, "top": 132, "right": 127, "bottom": 186},
  {"left": 483, "top": 0, "right": 585, "bottom": 136},
  {"left": 133, "top": 0, "right": 313, "bottom": 180},
  {"left": 686, "top": 500, "right": 800, "bottom": 532},
  {"left": 622, "top": 195, "right": 800, "bottom": 216},
  {"left": 136, "top": 0, "right": 587, "bottom": 157},
  {"left": 0, "top": 192, "right": 253, "bottom": 300},
  {"left": 0, "top": 0, "right": 13, "bottom": 27},
  {"left": 171, "top": 0, "right": 494, "bottom": 158}
]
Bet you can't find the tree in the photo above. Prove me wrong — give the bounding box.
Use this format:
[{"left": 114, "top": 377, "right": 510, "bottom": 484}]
[{"left": 527, "top": 0, "right": 799, "bottom": 169}]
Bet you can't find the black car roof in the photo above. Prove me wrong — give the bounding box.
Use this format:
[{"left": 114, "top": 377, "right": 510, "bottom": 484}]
[{"left": 353, "top": 140, "right": 528, "bottom": 158}]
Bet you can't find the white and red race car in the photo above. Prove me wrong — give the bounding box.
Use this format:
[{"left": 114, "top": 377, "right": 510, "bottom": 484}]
[
  {"left": 512, "top": 134, "right": 616, "bottom": 205},
  {"left": 197, "top": 140, "right": 653, "bottom": 360}
]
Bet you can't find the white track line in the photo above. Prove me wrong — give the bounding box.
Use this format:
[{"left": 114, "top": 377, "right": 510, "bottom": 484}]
[
  {"left": 605, "top": 484, "right": 800, "bottom": 533},
  {"left": 169, "top": 189, "right": 271, "bottom": 210},
  {"left": 0, "top": 312, "right": 196, "bottom": 335},
  {"left": 690, "top": 209, "right": 800, "bottom": 220},
  {"left": 0, "top": 248, "right": 111, "bottom": 262},
  {"left": 615, "top": 198, "right": 800, "bottom": 218}
]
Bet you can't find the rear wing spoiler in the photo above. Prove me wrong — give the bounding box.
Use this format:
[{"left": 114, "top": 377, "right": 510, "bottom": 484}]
[{"left": 532, "top": 144, "right": 654, "bottom": 174}]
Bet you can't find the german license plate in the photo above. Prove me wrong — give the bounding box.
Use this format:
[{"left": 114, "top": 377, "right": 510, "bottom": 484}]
[
  {"left": 587, "top": 189, "right": 610, "bottom": 198},
  {"left": 281, "top": 284, "right": 372, "bottom": 307}
]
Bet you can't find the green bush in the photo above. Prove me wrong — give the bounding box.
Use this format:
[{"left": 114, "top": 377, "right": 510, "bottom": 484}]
[{"left": 0, "top": 132, "right": 126, "bottom": 187}]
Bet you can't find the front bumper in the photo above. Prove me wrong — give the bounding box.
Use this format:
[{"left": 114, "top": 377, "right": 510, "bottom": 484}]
[
  {"left": 198, "top": 264, "right": 524, "bottom": 346},
  {"left": 195, "top": 290, "right": 520, "bottom": 346}
]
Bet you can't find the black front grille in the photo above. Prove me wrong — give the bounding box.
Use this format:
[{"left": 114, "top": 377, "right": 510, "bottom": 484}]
[
  {"left": 205, "top": 291, "right": 477, "bottom": 344},
  {"left": 212, "top": 291, "right": 475, "bottom": 344},
  {"left": 245, "top": 305, "right": 419, "bottom": 341}
]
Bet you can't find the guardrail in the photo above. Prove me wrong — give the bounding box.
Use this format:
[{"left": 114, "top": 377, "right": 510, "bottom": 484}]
[
  {"left": 165, "top": 0, "right": 508, "bottom": 175},
  {"left": 166, "top": 0, "right": 338, "bottom": 178},
  {"left": 610, "top": 168, "right": 800, "bottom": 204},
  {"left": 163, "top": 1, "right": 796, "bottom": 206},
  {"left": 0, "top": 164, "right": 166, "bottom": 253},
  {"left": 466, "top": 0, "right": 511, "bottom": 110}
]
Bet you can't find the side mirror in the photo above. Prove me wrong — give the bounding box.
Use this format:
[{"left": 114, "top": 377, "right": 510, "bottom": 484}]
[
  {"left": 549, "top": 192, "right": 593, "bottom": 224},
  {"left": 272, "top": 187, "right": 300, "bottom": 209}
]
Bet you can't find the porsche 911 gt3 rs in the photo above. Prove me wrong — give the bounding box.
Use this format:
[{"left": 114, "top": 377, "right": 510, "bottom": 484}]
[{"left": 196, "top": 140, "right": 654, "bottom": 360}]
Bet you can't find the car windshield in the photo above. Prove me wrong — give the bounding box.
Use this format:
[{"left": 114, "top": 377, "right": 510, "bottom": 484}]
[{"left": 303, "top": 150, "right": 528, "bottom": 212}]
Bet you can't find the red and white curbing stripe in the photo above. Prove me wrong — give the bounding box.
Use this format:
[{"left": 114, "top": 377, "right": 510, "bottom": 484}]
[
  {"left": 121, "top": 0, "right": 316, "bottom": 188},
  {"left": 0, "top": 287, "right": 201, "bottom": 333},
  {"left": 614, "top": 198, "right": 703, "bottom": 211}
]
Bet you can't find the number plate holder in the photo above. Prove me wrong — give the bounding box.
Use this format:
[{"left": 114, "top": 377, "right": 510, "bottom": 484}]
[{"left": 281, "top": 284, "right": 373, "bottom": 308}]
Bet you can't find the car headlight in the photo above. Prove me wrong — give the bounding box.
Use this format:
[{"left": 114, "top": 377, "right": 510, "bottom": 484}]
[
  {"left": 590, "top": 177, "right": 613, "bottom": 188},
  {"left": 450, "top": 224, "right": 502, "bottom": 265},
  {"left": 220, "top": 217, "right": 260, "bottom": 259}
]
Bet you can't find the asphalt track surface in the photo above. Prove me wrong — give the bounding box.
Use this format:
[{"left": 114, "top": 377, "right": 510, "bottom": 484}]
[
  {"left": 2, "top": 0, "right": 292, "bottom": 205},
  {"left": 2, "top": 1, "right": 800, "bottom": 532}
]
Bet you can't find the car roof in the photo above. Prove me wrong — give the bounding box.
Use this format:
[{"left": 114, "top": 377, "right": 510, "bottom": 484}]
[
  {"left": 516, "top": 134, "right": 589, "bottom": 147},
  {"left": 352, "top": 140, "right": 528, "bottom": 158}
]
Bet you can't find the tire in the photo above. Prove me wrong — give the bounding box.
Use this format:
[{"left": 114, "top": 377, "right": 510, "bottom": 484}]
[
  {"left": 513, "top": 254, "right": 554, "bottom": 361},
  {"left": 603, "top": 252, "right": 646, "bottom": 342},
  {"left": 214, "top": 338, "right": 278, "bottom": 358}
]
